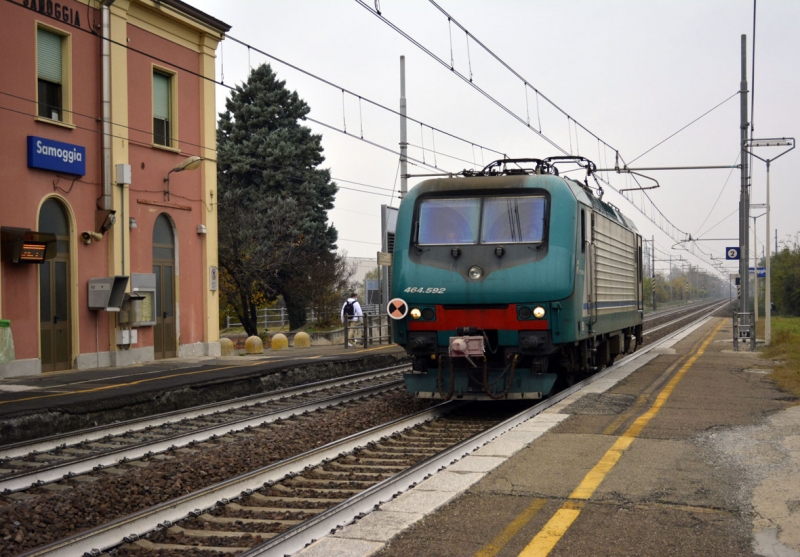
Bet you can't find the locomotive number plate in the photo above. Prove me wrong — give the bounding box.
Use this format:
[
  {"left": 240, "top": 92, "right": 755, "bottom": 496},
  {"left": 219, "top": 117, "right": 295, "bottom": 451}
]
[{"left": 404, "top": 287, "right": 446, "bottom": 294}]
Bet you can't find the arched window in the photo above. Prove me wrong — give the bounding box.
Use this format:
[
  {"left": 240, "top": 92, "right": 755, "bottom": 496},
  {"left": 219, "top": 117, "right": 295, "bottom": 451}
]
[
  {"left": 152, "top": 214, "right": 176, "bottom": 359},
  {"left": 38, "top": 198, "right": 71, "bottom": 371}
]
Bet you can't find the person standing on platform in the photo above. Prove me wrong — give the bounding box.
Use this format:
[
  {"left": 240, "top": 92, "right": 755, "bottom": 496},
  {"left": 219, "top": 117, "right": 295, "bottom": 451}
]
[{"left": 341, "top": 293, "right": 363, "bottom": 347}]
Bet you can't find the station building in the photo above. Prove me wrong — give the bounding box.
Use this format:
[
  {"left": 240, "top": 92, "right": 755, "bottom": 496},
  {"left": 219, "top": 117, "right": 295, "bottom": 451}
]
[{"left": 0, "top": 0, "right": 230, "bottom": 377}]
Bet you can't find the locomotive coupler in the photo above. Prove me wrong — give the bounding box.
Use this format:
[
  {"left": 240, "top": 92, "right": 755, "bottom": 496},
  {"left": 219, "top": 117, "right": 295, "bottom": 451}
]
[{"left": 449, "top": 335, "right": 484, "bottom": 368}]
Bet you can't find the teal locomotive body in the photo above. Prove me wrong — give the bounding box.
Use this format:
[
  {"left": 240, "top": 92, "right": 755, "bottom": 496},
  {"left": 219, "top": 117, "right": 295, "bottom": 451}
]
[{"left": 390, "top": 158, "right": 643, "bottom": 400}]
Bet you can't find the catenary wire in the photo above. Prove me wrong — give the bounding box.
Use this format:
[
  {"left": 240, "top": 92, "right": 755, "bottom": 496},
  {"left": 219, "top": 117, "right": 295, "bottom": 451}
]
[
  {"left": 628, "top": 91, "right": 740, "bottom": 165},
  {"left": 354, "top": 0, "right": 568, "bottom": 156}
]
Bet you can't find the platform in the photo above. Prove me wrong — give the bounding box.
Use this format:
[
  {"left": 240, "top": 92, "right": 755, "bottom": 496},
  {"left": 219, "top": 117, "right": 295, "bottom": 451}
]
[{"left": 296, "top": 317, "right": 800, "bottom": 557}]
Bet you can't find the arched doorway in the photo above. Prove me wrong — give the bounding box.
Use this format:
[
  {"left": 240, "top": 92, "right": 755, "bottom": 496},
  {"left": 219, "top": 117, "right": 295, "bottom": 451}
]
[
  {"left": 153, "top": 214, "right": 176, "bottom": 359},
  {"left": 39, "top": 198, "right": 71, "bottom": 371}
]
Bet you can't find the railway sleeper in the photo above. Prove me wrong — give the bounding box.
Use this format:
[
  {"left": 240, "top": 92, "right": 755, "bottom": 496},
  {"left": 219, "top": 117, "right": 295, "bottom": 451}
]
[
  {"left": 282, "top": 481, "right": 364, "bottom": 494},
  {"left": 287, "top": 476, "right": 377, "bottom": 488},
  {"left": 355, "top": 448, "right": 440, "bottom": 458},
  {"left": 201, "top": 513, "right": 304, "bottom": 527},
  {"left": 401, "top": 431, "right": 477, "bottom": 441},
  {"left": 369, "top": 446, "right": 438, "bottom": 455},
  {"left": 267, "top": 483, "right": 362, "bottom": 496},
  {"left": 167, "top": 524, "right": 278, "bottom": 539},
  {"left": 377, "top": 440, "right": 455, "bottom": 449},
  {"left": 327, "top": 462, "right": 407, "bottom": 472},
  {"left": 250, "top": 493, "right": 346, "bottom": 505},
  {"left": 130, "top": 538, "right": 248, "bottom": 553},
  {"left": 227, "top": 502, "right": 325, "bottom": 515},
  {"left": 346, "top": 458, "right": 419, "bottom": 467},
  {"left": 303, "top": 469, "right": 387, "bottom": 478},
  {"left": 30, "top": 453, "right": 73, "bottom": 462}
]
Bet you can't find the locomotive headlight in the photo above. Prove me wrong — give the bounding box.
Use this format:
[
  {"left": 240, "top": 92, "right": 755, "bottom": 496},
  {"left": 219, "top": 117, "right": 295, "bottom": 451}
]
[
  {"left": 533, "top": 306, "right": 546, "bottom": 319},
  {"left": 409, "top": 308, "right": 422, "bottom": 320},
  {"left": 468, "top": 265, "right": 483, "bottom": 280}
]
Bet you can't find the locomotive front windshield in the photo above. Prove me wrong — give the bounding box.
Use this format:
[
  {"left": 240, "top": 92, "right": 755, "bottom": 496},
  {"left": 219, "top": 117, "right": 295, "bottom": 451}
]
[{"left": 417, "top": 195, "right": 546, "bottom": 245}]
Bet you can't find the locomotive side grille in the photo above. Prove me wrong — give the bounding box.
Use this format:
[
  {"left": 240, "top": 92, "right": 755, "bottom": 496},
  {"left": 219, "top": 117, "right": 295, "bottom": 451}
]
[{"left": 593, "top": 212, "right": 637, "bottom": 313}]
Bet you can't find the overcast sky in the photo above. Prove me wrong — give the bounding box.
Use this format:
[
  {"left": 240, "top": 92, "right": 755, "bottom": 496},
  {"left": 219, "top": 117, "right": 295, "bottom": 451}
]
[{"left": 190, "top": 0, "right": 799, "bottom": 278}]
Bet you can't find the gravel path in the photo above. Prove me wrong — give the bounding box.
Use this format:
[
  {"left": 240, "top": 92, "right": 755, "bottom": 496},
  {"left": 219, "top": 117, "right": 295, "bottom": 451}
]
[{"left": 706, "top": 405, "right": 800, "bottom": 557}]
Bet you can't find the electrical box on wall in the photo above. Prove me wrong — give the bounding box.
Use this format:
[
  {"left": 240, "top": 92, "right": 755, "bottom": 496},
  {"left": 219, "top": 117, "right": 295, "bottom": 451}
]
[
  {"left": 115, "top": 329, "right": 138, "bottom": 346},
  {"left": 115, "top": 163, "right": 131, "bottom": 185},
  {"left": 88, "top": 276, "right": 129, "bottom": 311}
]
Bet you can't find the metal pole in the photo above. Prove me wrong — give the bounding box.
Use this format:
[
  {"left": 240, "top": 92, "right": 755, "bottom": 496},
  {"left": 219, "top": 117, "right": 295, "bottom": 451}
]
[
  {"left": 753, "top": 215, "right": 758, "bottom": 325},
  {"left": 652, "top": 236, "right": 656, "bottom": 311},
  {"left": 668, "top": 255, "right": 672, "bottom": 303},
  {"left": 765, "top": 159, "right": 772, "bottom": 345},
  {"left": 738, "top": 34, "right": 751, "bottom": 345},
  {"left": 400, "top": 56, "right": 408, "bottom": 198}
]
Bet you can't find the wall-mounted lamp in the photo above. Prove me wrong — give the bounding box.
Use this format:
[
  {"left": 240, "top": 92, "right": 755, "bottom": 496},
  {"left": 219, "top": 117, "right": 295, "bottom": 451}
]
[
  {"left": 196, "top": 224, "right": 207, "bottom": 235},
  {"left": 163, "top": 156, "right": 202, "bottom": 201},
  {"left": 129, "top": 217, "right": 138, "bottom": 229}
]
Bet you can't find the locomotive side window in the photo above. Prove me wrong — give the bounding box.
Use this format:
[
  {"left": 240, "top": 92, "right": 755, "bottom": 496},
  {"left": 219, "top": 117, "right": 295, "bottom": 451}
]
[
  {"left": 481, "top": 196, "right": 546, "bottom": 244},
  {"left": 418, "top": 199, "right": 481, "bottom": 245}
]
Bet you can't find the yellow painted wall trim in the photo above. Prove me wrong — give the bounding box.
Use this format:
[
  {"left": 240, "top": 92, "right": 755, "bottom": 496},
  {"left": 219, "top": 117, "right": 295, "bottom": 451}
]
[{"left": 127, "top": 1, "right": 224, "bottom": 54}]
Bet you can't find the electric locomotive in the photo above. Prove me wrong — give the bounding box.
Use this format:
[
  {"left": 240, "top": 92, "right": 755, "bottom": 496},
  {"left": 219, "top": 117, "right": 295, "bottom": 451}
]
[{"left": 388, "top": 157, "right": 643, "bottom": 400}]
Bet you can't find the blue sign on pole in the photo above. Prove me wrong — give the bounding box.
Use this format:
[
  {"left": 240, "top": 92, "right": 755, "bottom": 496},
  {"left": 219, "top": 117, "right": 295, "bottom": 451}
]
[
  {"left": 749, "top": 267, "right": 766, "bottom": 277},
  {"left": 725, "top": 247, "right": 740, "bottom": 260},
  {"left": 27, "top": 136, "right": 86, "bottom": 176}
]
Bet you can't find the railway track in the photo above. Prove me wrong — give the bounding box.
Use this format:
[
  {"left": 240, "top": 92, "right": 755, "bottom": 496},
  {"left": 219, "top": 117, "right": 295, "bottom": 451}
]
[
  {"left": 0, "top": 366, "right": 407, "bottom": 494},
  {"left": 643, "top": 299, "right": 721, "bottom": 324},
  {"left": 11, "top": 301, "right": 728, "bottom": 557},
  {"left": 642, "top": 299, "right": 729, "bottom": 339}
]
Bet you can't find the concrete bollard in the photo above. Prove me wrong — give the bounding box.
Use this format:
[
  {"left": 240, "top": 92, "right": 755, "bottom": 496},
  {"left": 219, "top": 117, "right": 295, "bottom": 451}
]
[
  {"left": 244, "top": 335, "right": 263, "bottom": 354},
  {"left": 219, "top": 337, "right": 235, "bottom": 356},
  {"left": 271, "top": 333, "right": 289, "bottom": 350},
  {"left": 294, "top": 331, "right": 311, "bottom": 348}
]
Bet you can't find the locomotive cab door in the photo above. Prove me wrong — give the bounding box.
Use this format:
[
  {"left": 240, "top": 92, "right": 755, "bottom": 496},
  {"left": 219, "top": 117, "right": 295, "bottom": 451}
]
[
  {"left": 587, "top": 211, "right": 598, "bottom": 327},
  {"left": 580, "top": 207, "right": 597, "bottom": 330},
  {"left": 636, "top": 235, "right": 644, "bottom": 310}
]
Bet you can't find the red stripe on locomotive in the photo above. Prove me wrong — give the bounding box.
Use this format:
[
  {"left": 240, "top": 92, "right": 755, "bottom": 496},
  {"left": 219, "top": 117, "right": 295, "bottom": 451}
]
[{"left": 407, "top": 305, "right": 548, "bottom": 331}]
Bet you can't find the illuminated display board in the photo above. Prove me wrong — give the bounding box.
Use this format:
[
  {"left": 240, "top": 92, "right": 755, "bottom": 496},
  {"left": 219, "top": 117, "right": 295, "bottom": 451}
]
[
  {"left": 0, "top": 227, "right": 56, "bottom": 264},
  {"left": 20, "top": 243, "right": 48, "bottom": 263}
]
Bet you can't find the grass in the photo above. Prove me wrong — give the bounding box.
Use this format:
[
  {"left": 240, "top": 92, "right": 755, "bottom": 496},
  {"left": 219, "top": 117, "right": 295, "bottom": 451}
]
[{"left": 757, "top": 316, "right": 800, "bottom": 402}]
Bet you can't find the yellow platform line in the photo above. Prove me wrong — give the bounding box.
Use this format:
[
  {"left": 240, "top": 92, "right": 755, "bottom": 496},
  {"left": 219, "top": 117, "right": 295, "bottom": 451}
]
[
  {"left": 517, "top": 319, "right": 724, "bottom": 557},
  {"left": 474, "top": 498, "right": 548, "bottom": 557}
]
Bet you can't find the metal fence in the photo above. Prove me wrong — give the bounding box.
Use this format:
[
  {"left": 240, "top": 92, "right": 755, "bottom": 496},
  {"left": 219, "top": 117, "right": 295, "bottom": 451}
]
[
  {"left": 225, "top": 304, "right": 383, "bottom": 330},
  {"left": 343, "top": 313, "right": 392, "bottom": 348}
]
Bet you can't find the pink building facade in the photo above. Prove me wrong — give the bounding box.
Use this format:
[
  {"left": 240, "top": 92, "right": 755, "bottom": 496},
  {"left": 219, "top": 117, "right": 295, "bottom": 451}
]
[{"left": 0, "top": 0, "right": 229, "bottom": 377}]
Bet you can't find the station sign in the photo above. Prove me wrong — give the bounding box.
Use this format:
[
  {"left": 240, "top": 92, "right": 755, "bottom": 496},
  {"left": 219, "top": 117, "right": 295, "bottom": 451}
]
[
  {"left": 725, "top": 247, "right": 740, "bottom": 260},
  {"left": 749, "top": 267, "right": 766, "bottom": 277},
  {"left": 27, "top": 136, "right": 86, "bottom": 176}
]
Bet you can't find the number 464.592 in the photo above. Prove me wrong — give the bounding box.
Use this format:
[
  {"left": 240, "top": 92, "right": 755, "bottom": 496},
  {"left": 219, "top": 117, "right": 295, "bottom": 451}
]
[{"left": 404, "top": 287, "right": 446, "bottom": 294}]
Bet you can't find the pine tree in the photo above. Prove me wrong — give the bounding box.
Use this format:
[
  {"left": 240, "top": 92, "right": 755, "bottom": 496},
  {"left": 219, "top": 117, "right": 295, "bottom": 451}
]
[{"left": 217, "top": 64, "right": 338, "bottom": 335}]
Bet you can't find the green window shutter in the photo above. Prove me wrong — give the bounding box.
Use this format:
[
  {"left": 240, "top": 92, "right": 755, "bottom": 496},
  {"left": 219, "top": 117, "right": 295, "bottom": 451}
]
[
  {"left": 153, "top": 72, "right": 171, "bottom": 120},
  {"left": 37, "top": 29, "right": 62, "bottom": 84}
]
